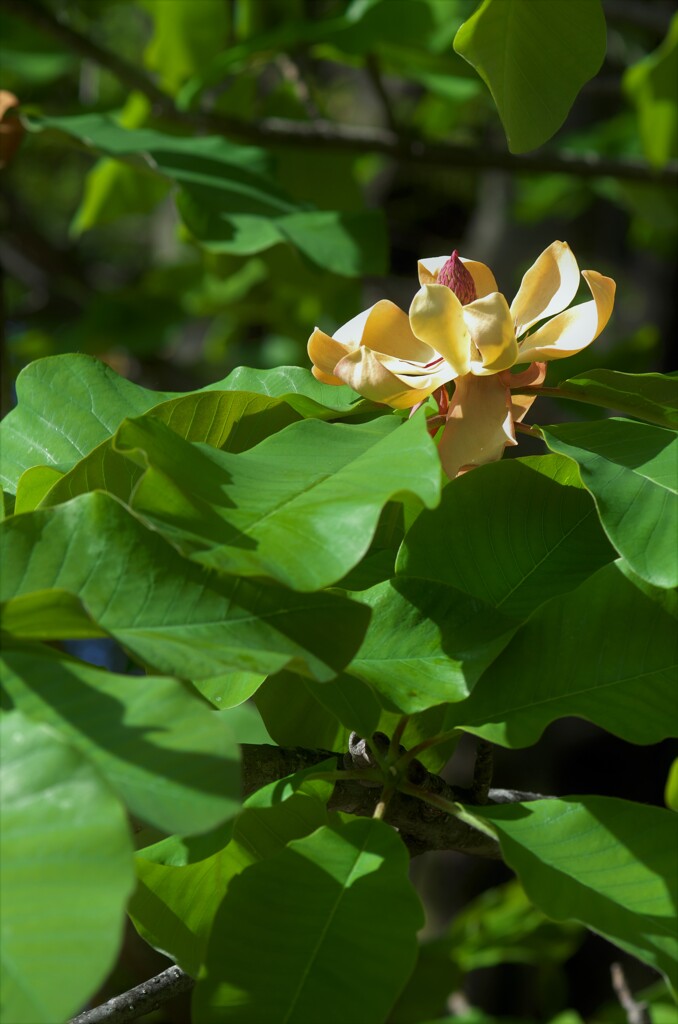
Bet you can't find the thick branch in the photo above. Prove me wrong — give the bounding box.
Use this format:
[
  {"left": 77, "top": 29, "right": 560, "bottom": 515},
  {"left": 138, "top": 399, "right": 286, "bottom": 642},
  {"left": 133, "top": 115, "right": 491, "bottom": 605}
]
[
  {"left": 241, "top": 743, "right": 546, "bottom": 860},
  {"left": 6, "top": 0, "right": 677, "bottom": 186}
]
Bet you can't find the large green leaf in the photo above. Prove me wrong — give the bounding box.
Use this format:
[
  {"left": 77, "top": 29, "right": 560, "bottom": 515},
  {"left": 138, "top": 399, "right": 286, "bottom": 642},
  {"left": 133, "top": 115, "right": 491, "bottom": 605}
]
[
  {"left": 0, "top": 493, "right": 369, "bottom": 682},
  {"left": 554, "top": 370, "right": 678, "bottom": 429},
  {"left": 0, "top": 644, "right": 241, "bottom": 835},
  {"left": 0, "top": 354, "right": 368, "bottom": 494},
  {"left": 448, "top": 561, "right": 678, "bottom": 747},
  {"left": 454, "top": 0, "right": 606, "bottom": 152},
  {"left": 116, "top": 413, "right": 440, "bottom": 591},
  {"left": 29, "top": 113, "right": 387, "bottom": 275},
  {"left": 624, "top": 13, "right": 678, "bottom": 169},
  {"left": 347, "top": 577, "right": 516, "bottom": 714},
  {"left": 540, "top": 418, "right": 678, "bottom": 588},
  {"left": 193, "top": 818, "right": 423, "bottom": 1023},
  {"left": 0, "top": 712, "right": 135, "bottom": 1024},
  {"left": 0, "top": 354, "right": 172, "bottom": 492},
  {"left": 130, "top": 769, "right": 331, "bottom": 977},
  {"left": 468, "top": 797, "right": 678, "bottom": 993},
  {"left": 397, "top": 455, "right": 615, "bottom": 619}
]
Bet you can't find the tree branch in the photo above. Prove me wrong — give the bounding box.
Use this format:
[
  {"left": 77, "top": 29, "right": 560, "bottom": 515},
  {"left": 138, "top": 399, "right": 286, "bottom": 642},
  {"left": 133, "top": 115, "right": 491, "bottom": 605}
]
[
  {"left": 6, "top": 0, "right": 677, "bottom": 186},
  {"left": 241, "top": 743, "right": 546, "bottom": 860},
  {"left": 69, "top": 965, "right": 193, "bottom": 1024},
  {"left": 610, "top": 962, "right": 651, "bottom": 1024}
]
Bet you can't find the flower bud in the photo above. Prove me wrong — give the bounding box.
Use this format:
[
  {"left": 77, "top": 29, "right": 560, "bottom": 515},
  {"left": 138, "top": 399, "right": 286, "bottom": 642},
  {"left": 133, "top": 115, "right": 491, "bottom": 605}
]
[{"left": 438, "top": 251, "right": 477, "bottom": 305}]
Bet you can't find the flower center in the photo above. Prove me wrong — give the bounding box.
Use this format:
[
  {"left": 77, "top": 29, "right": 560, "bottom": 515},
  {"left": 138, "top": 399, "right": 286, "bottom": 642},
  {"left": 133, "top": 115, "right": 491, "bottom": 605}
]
[{"left": 438, "top": 251, "right": 477, "bottom": 305}]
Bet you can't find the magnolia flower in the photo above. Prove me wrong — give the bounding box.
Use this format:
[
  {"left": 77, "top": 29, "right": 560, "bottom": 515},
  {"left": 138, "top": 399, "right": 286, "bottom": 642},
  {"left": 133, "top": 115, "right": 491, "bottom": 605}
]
[
  {"left": 410, "top": 242, "right": 615, "bottom": 476},
  {"left": 307, "top": 241, "right": 615, "bottom": 478}
]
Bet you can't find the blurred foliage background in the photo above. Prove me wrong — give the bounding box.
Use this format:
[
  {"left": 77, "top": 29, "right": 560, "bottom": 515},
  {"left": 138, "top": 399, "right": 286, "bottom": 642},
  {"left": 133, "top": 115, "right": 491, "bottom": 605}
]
[
  {"left": 1, "top": 1, "right": 677, "bottom": 1019},
  {"left": 2, "top": 0, "right": 676, "bottom": 412}
]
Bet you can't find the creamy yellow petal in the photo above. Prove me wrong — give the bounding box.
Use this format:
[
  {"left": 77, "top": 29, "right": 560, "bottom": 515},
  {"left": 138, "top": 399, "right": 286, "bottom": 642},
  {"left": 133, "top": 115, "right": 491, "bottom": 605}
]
[
  {"left": 460, "top": 258, "right": 498, "bottom": 299},
  {"left": 517, "top": 270, "right": 616, "bottom": 363},
  {"left": 308, "top": 327, "right": 350, "bottom": 381},
  {"left": 332, "top": 307, "right": 373, "bottom": 348},
  {"left": 417, "top": 255, "right": 449, "bottom": 286},
  {"left": 355, "top": 299, "right": 433, "bottom": 362},
  {"left": 311, "top": 365, "right": 345, "bottom": 386},
  {"left": 438, "top": 374, "right": 517, "bottom": 479},
  {"left": 409, "top": 284, "right": 471, "bottom": 375},
  {"left": 333, "top": 347, "right": 435, "bottom": 408},
  {"left": 510, "top": 241, "right": 581, "bottom": 338},
  {"left": 464, "top": 293, "right": 520, "bottom": 375}
]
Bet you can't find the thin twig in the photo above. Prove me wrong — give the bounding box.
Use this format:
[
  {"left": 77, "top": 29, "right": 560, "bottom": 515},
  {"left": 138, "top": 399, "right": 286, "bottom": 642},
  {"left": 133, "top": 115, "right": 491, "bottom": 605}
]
[
  {"left": 69, "top": 965, "right": 194, "bottom": 1024},
  {"left": 365, "top": 53, "right": 399, "bottom": 134},
  {"left": 5, "top": 0, "right": 677, "bottom": 185},
  {"left": 610, "top": 963, "right": 651, "bottom": 1024}
]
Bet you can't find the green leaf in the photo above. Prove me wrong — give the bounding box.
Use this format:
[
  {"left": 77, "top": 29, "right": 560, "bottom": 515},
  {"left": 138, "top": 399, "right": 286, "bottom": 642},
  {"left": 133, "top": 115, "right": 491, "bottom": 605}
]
[
  {"left": 468, "top": 797, "right": 678, "bottom": 993},
  {"left": 0, "top": 590, "right": 109, "bottom": 639},
  {"left": 0, "top": 355, "right": 173, "bottom": 492},
  {"left": 130, "top": 768, "right": 331, "bottom": 976},
  {"left": 624, "top": 13, "right": 678, "bottom": 168},
  {"left": 117, "top": 413, "right": 440, "bottom": 592},
  {"left": 142, "top": 0, "right": 230, "bottom": 94},
  {"left": 71, "top": 157, "right": 170, "bottom": 235},
  {"left": 347, "top": 577, "right": 516, "bottom": 714},
  {"left": 392, "top": 881, "right": 581, "bottom": 1024},
  {"left": 666, "top": 759, "right": 678, "bottom": 812},
  {"left": 0, "top": 354, "right": 368, "bottom": 494},
  {"left": 1, "top": 644, "right": 241, "bottom": 835},
  {"left": 193, "top": 818, "right": 423, "bottom": 1023},
  {"left": 29, "top": 113, "right": 387, "bottom": 275},
  {"left": 397, "top": 455, "right": 615, "bottom": 619},
  {"left": 540, "top": 418, "right": 678, "bottom": 588},
  {"left": 553, "top": 370, "right": 678, "bottom": 429},
  {"left": 454, "top": 0, "right": 606, "bottom": 152},
  {"left": 0, "top": 711, "right": 135, "bottom": 1024},
  {"left": 0, "top": 492, "right": 369, "bottom": 682},
  {"left": 447, "top": 561, "right": 678, "bottom": 747},
  {"left": 14, "top": 466, "right": 65, "bottom": 514}
]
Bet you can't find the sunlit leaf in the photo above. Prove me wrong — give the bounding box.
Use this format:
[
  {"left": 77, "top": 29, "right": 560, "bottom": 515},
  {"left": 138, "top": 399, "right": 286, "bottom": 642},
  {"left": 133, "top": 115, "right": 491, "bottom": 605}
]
[
  {"left": 554, "top": 370, "right": 678, "bottom": 429},
  {"left": 193, "top": 818, "right": 423, "bottom": 1022},
  {"left": 116, "top": 413, "right": 440, "bottom": 592},
  {"left": 1, "top": 643, "right": 241, "bottom": 834},
  {"left": 0, "top": 712, "right": 135, "bottom": 1024},
  {"left": 347, "top": 577, "right": 516, "bottom": 714},
  {"left": 0, "top": 492, "right": 369, "bottom": 682},
  {"left": 448, "top": 561, "right": 678, "bottom": 746},
  {"left": 540, "top": 418, "right": 678, "bottom": 588},
  {"left": 397, "top": 455, "right": 615, "bottom": 619},
  {"left": 468, "top": 797, "right": 678, "bottom": 993}
]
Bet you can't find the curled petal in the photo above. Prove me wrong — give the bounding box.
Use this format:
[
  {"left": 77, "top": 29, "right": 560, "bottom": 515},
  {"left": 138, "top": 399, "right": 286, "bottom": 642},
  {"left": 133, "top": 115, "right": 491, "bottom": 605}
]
[
  {"left": 464, "top": 292, "right": 520, "bottom": 375},
  {"left": 510, "top": 241, "right": 581, "bottom": 338},
  {"left": 333, "top": 347, "right": 442, "bottom": 409},
  {"left": 438, "top": 374, "right": 517, "bottom": 479},
  {"left": 342, "top": 299, "right": 434, "bottom": 362},
  {"left": 498, "top": 361, "right": 547, "bottom": 389},
  {"left": 511, "top": 393, "right": 539, "bottom": 424},
  {"left": 417, "top": 255, "right": 498, "bottom": 298},
  {"left": 308, "top": 327, "right": 349, "bottom": 385},
  {"left": 517, "top": 270, "right": 616, "bottom": 363},
  {"left": 409, "top": 284, "right": 471, "bottom": 375}
]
